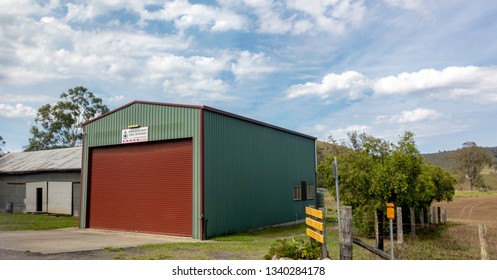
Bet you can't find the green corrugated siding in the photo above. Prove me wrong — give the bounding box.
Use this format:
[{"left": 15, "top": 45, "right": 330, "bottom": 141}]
[
  {"left": 80, "top": 103, "right": 202, "bottom": 239},
  {"left": 203, "top": 110, "right": 316, "bottom": 238}
]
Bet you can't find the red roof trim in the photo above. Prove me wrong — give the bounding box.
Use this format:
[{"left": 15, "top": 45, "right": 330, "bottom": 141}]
[{"left": 83, "top": 100, "right": 316, "bottom": 140}]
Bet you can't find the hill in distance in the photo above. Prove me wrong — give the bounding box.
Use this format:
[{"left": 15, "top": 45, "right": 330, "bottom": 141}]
[
  {"left": 317, "top": 140, "right": 497, "bottom": 172},
  {"left": 422, "top": 146, "right": 497, "bottom": 171},
  {"left": 317, "top": 140, "right": 497, "bottom": 189}
]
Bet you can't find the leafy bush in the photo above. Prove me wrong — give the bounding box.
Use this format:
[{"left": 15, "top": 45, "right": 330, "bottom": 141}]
[{"left": 264, "top": 238, "right": 321, "bottom": 260}]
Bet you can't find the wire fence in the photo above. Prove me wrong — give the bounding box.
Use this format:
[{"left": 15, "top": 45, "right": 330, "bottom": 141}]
[{"left": 350, "top": 207, "right": 497, "bottom": 260}]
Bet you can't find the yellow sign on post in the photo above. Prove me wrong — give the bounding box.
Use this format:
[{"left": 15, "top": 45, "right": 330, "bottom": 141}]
[
  {"left": 305, "top": 207, "right": 325, "bottom": 242},
  {"left": 306, "top": 228, "right": 324, "bottom": 244},
  {"left": 386, "top": 203, "right": 395, "bottom": 219},
  {"left": 306, "top": 217, "right": 324, "bottom": 231},
  {"left": 305, "top": 206, "right": 328, "bottom": 258},
  {"left": 306, "top": 207, "right": 324, "bottom": 219}
]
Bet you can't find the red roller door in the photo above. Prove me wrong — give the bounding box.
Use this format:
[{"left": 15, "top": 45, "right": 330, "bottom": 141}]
[{"left": 88, "top": 139, "right": 192, "bottom": 236}]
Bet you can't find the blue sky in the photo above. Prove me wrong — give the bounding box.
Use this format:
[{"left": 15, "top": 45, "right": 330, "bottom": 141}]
[{"left": 1, "top": 0, "right": 497, "bottom": 154}]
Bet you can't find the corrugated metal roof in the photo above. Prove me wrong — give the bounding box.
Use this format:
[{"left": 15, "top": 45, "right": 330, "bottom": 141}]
[{"left": 0, "top": 147, "right": 81, "bottom": 174}]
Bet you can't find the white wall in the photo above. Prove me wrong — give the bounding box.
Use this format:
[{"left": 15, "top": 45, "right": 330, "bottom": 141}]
[
  {"left": 47, "top": 182, "right": 72, "bottom": 215},
  {"left": 25, "top": 181, "right": 73, "bottom": 215},
  {"left": 26, "top": 182, "right": 47, "bottom": 212}
]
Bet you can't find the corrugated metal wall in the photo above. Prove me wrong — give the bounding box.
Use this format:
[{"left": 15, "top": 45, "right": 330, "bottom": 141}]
[
  {"left": 203, "top": 110, "right": 316, "bottom": 238},
  {"left": 81, "top": 103, "right": 202, "bottom": 239}
]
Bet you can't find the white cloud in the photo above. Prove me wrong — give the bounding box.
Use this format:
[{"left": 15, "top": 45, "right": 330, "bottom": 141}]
[
  {"left": 64, "top": 0, "right": 157, "bottom": 22},
  {"left": 108, "top": 95, "right": 125, "bottom": 104},
  {"left": 287, "top": 66, "right": 497, "bottom": 104},
  {"left": 140, "top": 0, "right": 248, "bottom": 32},
  {"left": 0, "top": 15, "right": 190, "bottom": 85},
  {"left": 288, "top": 0, "right": 366, "bottom": 34},
  {"left": 328, "top": 124, "right": 370, "bottom": 139},
  {"left": 384, "top": 0, "right": 424, "bottom": 11},
  {"left": 0, "top": 103, "right": 36, "bottom": 119},
  {"left": 162, "top": 79, "right": 231, "bottom": 101},
  {"left": 373, "top": 66, "right": 497, "bottom": 103},
  {"left": 0, "top": 94, "right": 53, "bottom": 104},
  {"left": 142, "top": 54, "right": 231, "bottom": 100},
  {"left": 144, "top": 54, "right": 228, "bottom": 81},
  {"left": 0, "top": 0, "right": 59, "bottom": 17},
  {"left": 241, "top": 0, "right": 293, "bottom": 34},
  {"left": 231, "top": 51, "right": 277, "bottom": 81},
  {"left": 286, "top": 71, "right": 368, "bottom": 100},
  {"left": 1, "top": 7, "right": 277, "bottom": 102},
  {"left": 377, "top": 108, "right": 442, "bottom": 123},
  {"left": 238, "top": 0, "right": 366, "bottom": 35}
]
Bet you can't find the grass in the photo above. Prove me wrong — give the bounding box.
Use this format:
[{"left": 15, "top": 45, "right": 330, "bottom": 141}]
[
  {"left": 394, "top": 222, "right": 496, "bottom": 260},
  {"left": 0, "top": 213, "right": 78, "bottom": 230},
  {"left": 109, "top": 210, "right": 495, "bottom": 260},
  {"left": 453, "top": 190, "right": 497, "bottom": 198},
  {"left": 126, "top": 224, "right": 311, "bottom": 260},
  {"left": 108, "top": 219, "right": 385, "bottom": 260}
]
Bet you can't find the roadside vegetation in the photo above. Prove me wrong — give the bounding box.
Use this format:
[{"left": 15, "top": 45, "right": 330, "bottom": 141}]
[{"left": 318, "top": 131, "right": 456, "bottom": 236}]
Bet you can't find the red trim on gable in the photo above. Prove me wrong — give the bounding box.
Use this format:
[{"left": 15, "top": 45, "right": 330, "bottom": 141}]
[{"left": 83, "top": 100, "right": 316, "bottom": 140}]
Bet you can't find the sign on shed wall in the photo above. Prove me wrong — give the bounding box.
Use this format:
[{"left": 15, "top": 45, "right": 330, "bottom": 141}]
[{"left": 121, "top": 127, "right": 149, "bottom": 143}]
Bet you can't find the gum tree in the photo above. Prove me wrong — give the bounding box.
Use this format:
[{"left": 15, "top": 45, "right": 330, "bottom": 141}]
[
  {"left": 452, "top": 141, "right": 493, "bottom": 190},
  {"left": 0, "top": 135, "right": 5, "bottom": 156},
  {"left": 25, "top": 86, "right": 109, "bottom": 151}
]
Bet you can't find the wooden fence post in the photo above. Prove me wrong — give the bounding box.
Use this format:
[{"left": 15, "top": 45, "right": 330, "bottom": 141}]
[
  {"left": 420, "top": 208, "right": 425, "bottom": 228},
  {"left": 375, "top": 210, "right": 384, "bottom": 251},
  {"left": 432, "top": 207, "right": 437, "bottom": 224},
  {"left": 396, "top": 207, "right": 403, "bottom": 244},
  {"left": 441, "top": 207, "right": 447, "bottom": 224},
  {"left": 479, "top": 224, "right": 489, "bottom": 260},
  {"left": 427, "top": 207, "right": 431, "bottom": 226},
  {"left": 340, "top": 206, "right": 353, "bottom": 260},
  {"left": 410, "top": 207, "right": 416, "bottom": 236}
]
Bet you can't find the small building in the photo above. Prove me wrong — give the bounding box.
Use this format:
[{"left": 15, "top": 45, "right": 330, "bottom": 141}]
[
  {"left": 80, "top": 101, "right": 317, "bottom": 239},
  {"left": 0, "top": 147, "right": 81, "bottom": 216}
]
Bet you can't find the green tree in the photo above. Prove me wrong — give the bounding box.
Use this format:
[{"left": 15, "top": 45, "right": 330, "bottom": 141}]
[
  {"left": 0, "top": 135, "right": 5, "bottom": 156},
  {"left": 318, "top": 131, "right": 456, "bottom": 235},
  {"left": 416, "top": 163, "right": 456, "bottom": 206},
  {"left": 452, "top": 141, "right": 493, "bottom": 190},
  {"left": 24, "top": 86, "right": 109, "bottom": 151}
]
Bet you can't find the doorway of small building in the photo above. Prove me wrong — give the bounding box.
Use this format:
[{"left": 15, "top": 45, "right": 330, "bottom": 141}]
[{"left": 36, "top": 188, "right": 43, "bottom": 212}]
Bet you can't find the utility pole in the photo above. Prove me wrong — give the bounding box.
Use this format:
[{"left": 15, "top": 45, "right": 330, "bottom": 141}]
[{"left": 333, "top": 157, "right": 341, "bottom": 232}]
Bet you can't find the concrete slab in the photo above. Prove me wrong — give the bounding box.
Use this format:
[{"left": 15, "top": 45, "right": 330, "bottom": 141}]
[{"left": 0, "top": 227, "right": 197, "bottom": 254}]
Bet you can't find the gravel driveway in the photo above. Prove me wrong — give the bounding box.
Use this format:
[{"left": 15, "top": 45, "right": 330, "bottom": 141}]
[{"left": 0, "top": 248, "right": 120, "bottom": 260}]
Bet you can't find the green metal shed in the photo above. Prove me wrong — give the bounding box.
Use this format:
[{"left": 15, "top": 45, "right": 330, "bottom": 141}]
[{"left": 80, "top": 101, "right": 316, "bottom": 239}]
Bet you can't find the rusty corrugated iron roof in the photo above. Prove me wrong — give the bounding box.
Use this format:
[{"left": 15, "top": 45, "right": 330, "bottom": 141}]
[{"left": 0, "top": 147, "right": 81, "bottom": 174}]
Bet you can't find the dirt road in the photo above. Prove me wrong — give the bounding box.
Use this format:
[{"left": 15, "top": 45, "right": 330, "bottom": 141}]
[{"left": 434, "top": 193, "right": 497, "bottom": 227}]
